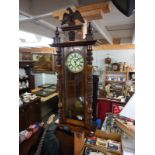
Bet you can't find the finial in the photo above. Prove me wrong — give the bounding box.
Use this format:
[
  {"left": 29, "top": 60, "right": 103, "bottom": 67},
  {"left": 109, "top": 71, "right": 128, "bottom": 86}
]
[
  {"left": 86, "top": 22, "right": 93, "bottom": 41},
  {"left": 55, "top": 27, "right": 59, "bottom": 36},
  {"left": 88, "top": 22, "right": 93, "bottom": 33}
]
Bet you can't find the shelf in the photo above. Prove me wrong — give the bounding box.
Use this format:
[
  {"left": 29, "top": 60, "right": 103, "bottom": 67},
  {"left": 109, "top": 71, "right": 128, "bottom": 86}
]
[
  {"left": 33, "top": 70, "right": 56, "bottom": 74},
  {"left": 83, "top": 143, "right": 122, "bottom": 155},
  {"left": 19, "top": 61, "right": 35, "bottom": 68},
  {"left": 19, "top": 88, "right": 30, "bottom": 94},
  {"left": 97, "top": 97, "right": 126, "bottom": 104},
  {"left": 82, "top": 130, "right": 123, "bottom": 155},
  {"left": 105, "top": 80, "right": 126, "bottom": 83},
  {"left": 104, "top": 69, "right": 130, "bottom": 100},
  {"left": 19, "top": 61, "right": 35, "bottom": 89},
  {"left": 19, "top": 97, "right": 40, "bottom": 109},
  {"left": 110, "top": 88, "right": 122, "bottom": 90},
  {"left": 19, "top": 60, "right": 34, "bottom": 62},
  {"left": 106, "top": 71, "right": 128, "bottom": 73}
]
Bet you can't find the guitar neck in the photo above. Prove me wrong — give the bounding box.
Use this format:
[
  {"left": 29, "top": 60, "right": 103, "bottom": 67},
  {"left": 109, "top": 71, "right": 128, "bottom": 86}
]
[{"left": 34, "top": 124, "right": 50, "bottom": 155}]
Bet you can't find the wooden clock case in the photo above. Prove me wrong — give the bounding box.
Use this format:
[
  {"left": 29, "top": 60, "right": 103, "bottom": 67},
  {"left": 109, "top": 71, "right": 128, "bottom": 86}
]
[{"left": 51, "top": 22, "right": 96, "bottom": 130}]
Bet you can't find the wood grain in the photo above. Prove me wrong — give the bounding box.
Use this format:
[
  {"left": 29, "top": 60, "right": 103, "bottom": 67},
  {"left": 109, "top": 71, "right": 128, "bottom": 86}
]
[
  {"left": 93, "top": 44, "right": 135, "bottom": 50},
  {"left": 19, "top": 47, "right": 56, "bottom": 54}
]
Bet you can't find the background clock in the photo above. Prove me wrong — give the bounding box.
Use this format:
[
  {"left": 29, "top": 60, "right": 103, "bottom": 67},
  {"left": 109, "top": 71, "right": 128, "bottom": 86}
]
[
  {"left": 112, "top": 63, "right": 120, "bottom": 71},
  {"left": 66, "top": 52, "right": 84, "bottom": 73}
]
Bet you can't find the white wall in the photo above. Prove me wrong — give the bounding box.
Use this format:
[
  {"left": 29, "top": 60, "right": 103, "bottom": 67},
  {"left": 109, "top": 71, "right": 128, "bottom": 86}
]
[
  {"left": 93, "top": 49, "right": 135, "bottom": 68},
  {"left": 92, "top": 49, "right": 135, "bottom": 84},
  {"left": 43, "top": 73, "right": 57, "bottom": 85},
  {"left": 34, "top": 73, "right": 43, "bottom": 87},
  {"left": 34, "top": 73, "right": 57, "bottom": 88}
]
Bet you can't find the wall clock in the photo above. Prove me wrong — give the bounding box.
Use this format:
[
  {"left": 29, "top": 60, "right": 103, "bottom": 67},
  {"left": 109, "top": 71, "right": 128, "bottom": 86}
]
[
  {"left": 112, "top": 63, "right": 120, "bottom": 71},
  {"left": 132, "top": 73, "right": 135, "bottom": 80},
  {"left": 129, "top": 72, "right": 135, "bottom": 80},
  {"left": 66, "top": 51, "right": 84, "bottom": 73},
  {"left": 51, "top": 8, "right": 96, "bottom": 130}
]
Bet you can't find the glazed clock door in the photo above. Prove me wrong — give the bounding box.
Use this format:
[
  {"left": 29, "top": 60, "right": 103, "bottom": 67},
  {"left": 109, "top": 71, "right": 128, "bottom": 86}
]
[{"left": 63, "top": 47, "right": 86, "bottom": 126}]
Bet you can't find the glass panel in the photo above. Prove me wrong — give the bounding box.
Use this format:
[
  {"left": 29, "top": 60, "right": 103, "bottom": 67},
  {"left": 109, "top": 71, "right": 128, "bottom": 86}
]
[{"left": 64, "top": 47, "right": 85, "bottom": 121}]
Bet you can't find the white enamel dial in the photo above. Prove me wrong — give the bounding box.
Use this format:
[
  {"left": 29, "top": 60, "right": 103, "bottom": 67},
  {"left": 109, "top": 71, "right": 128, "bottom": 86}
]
[{"left": 66, "top": 52, "right": 84, "bottom": 73}]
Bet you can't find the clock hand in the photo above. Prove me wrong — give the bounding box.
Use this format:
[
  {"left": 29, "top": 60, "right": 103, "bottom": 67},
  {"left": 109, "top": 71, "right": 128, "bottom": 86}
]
[
  {"left": 71, "top": 59, "right": 76, "bottom": 66},
  {"left": 74, "top": 58, "right": 77, "bottom": 64},
  {"left": 76, "top": 58, "right": 82, "bottom": 62}
]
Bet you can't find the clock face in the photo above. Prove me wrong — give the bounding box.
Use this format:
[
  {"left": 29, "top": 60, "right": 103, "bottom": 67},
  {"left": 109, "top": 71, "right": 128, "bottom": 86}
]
[
  {"left": 131, "top": 73, "right": 135, "bottom": 79},
  {"left": 66, "top": 52, "right": 84, "bottom": 73}
]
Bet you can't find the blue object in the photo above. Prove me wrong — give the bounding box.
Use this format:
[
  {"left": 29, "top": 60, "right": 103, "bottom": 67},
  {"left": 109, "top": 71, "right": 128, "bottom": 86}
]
[
  {"left": 96, "top": 118, "right": 102, "bottom": 129},
  {"left": 35, "top": 122, "right": 40, "bottom": 128}
]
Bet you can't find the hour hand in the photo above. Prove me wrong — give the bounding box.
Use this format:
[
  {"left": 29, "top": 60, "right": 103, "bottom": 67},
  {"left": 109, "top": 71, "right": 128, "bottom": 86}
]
[
  {"left": 74, "top": 58, "right": 77, "bottom": 64},
  {"left": 71, "top": 60, "right": 75, "bottom": 66}
]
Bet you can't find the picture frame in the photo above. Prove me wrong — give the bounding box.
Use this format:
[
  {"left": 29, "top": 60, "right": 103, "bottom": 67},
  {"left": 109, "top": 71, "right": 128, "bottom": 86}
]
[
  {"left": 32, "top": 53, "right": 56, "bottom": 73},
  {"left": 21, "top": 52, "right": 32, "bottom": 61}
]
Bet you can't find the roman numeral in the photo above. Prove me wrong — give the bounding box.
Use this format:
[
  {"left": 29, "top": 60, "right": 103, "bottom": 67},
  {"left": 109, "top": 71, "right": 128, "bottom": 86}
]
[{"left": 78, "top": 64, "right": 82, "bottom": 67}]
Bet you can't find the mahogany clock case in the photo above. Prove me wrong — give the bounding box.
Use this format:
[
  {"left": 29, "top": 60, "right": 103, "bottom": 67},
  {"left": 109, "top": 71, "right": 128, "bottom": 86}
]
[{"left": 51, "top": 19, "right": 96, "bottom": 130}]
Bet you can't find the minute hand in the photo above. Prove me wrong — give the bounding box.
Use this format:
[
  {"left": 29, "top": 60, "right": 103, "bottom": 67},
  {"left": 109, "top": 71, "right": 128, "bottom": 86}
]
[
  {"left": 74, "top": 58, "right": 79, "bottom": 63},
  {"left": 75, "top": 58, "right": 81, "bottom": 62}
]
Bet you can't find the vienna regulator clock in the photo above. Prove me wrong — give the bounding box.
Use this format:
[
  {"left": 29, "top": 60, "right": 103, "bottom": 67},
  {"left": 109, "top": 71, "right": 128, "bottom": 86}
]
[{"left": 51, "top": 8, "right": 96, "bottom": 130}]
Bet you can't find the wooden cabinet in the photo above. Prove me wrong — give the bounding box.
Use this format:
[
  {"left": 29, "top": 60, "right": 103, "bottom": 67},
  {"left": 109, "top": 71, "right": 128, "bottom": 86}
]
[
  {"left": 81, "top": 130, "right": 123, "bottom": 155},
  {"left": 105, "top": 71, "right": 128, "bottom": 83},
  {"left": 19, "top": 97, "right": 42, "bottom": 155},
  {"left": 19, "top": 97, "right": 41, "bottom": 131},
  {"left": 19, "top": 106, "right": 28, "bottom": 131}
]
